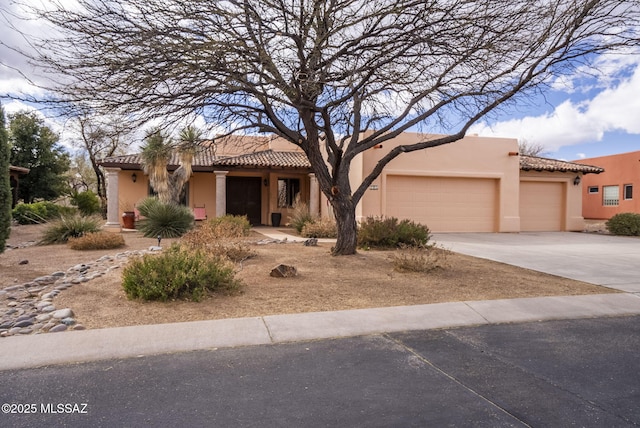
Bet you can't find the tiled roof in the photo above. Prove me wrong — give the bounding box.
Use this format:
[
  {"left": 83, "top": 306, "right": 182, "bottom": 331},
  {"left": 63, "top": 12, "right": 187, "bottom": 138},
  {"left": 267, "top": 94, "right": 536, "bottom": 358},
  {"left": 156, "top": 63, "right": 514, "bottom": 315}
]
[
  {"left": 214, "top": 150, "right": 311, "bottom": 168},
  {"left": 99, "top": 148, "right": 310, "bottom": 169},
  {"left": 519, "top": 155, "right": 604, "bottom": 174}
]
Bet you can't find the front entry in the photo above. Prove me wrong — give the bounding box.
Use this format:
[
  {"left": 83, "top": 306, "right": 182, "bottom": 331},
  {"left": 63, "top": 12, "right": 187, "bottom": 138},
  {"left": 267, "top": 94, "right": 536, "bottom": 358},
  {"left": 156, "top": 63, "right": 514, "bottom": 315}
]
[{"left": 226, "top": 177, "right": 262, "bottom": 225}]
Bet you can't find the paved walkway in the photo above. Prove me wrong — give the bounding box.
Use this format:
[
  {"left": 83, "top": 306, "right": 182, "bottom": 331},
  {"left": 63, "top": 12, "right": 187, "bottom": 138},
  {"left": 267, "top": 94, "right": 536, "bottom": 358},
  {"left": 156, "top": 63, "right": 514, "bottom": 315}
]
[{"left": 2, "top": 229, "right": 640, "bottom": 371}]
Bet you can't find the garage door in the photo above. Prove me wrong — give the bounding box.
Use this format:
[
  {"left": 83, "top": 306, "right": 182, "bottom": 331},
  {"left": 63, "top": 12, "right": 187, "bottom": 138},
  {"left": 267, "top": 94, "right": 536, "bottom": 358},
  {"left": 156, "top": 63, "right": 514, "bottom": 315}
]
[
  {"left": 520, "top": 181, "right": 564, "bottom": 231},
  {"left": 385, "top": 175, "right": 497, "bottom": 232}
]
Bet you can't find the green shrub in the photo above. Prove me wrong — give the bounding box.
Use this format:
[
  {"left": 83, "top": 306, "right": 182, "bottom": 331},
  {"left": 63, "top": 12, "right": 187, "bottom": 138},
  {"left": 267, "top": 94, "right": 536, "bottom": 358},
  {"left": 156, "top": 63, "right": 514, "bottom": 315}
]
[
  {"left": 287, "top": 201, "right": 315, "bottom": 233},
  {"left": 606, "top": 213, "right": 640, "bottom": 236},
  {"left": 71, "top": 190, "right": 101, "bottom": 216},
  {"left": 206, "top": 215, "right": 251, "bottom": 238},
  {"left": 122, "top": 244, "right": 241, "bottom": 301},
  {"left": 67, "top": 231, "right": 125, "bottom": 250},
  {"left": 12, "top": 201, "right": 76, "bottom": 224},
  {"left": 39, "top": 214, "right": 102, "bottom": 245},
  {"left": 358, "top": 216, "right": 431, "bottom": 249},
  {"left": 136, "top": 197, "right": 194, "bottom": 238},
  {"left": 301, "top": 218, "right": 338, "bottom": 238}
]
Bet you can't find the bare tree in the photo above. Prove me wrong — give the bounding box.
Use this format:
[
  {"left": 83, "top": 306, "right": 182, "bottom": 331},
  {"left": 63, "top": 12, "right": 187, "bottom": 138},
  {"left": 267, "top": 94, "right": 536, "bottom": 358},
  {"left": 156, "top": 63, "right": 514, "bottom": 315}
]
[
  {"left": 74, "top": 115, "right": 132, "bottom": 214},
  {"left": 22, "top": 0, "right": 640, "bottom": 254},
  {"left": 518, "top": 139, "right": 549, "bottom": 157}
]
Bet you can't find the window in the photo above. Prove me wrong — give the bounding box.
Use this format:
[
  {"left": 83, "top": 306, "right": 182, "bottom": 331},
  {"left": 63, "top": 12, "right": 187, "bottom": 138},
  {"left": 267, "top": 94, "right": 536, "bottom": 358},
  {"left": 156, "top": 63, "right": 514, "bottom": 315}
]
[
  {"left": 277, "top": 178, "right": 300, "bottom": 208},
  {"left": 603, "top": 185, "right": 619, "bottom": 206},
  {"left": 588, "top": 186, "right": 599, "bottom": 194},
  {"left": 624, "top": 184, "right": 633, "bottom": 200}
]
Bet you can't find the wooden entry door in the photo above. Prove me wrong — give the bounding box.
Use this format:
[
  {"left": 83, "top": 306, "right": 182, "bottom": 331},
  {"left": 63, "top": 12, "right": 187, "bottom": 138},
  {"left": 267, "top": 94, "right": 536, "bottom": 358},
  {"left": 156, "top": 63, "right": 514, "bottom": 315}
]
[{"left": 226, "top": 177, "right": 262, "bottom": 225}]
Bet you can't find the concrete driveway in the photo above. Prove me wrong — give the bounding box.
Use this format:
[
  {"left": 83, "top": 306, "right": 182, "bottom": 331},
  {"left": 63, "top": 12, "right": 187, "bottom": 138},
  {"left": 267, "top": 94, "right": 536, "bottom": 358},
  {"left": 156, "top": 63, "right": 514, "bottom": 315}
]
[{"left": 433, "top": 232, "right": 640, "bottom": 293}]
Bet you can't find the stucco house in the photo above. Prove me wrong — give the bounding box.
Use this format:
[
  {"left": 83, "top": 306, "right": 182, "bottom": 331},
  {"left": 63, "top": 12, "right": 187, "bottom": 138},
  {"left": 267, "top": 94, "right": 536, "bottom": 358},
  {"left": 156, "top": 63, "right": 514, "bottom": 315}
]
[
  {"left": 576, "top": 150, "right": 640, "bottom": 219},
  {"left": 99, "top": 132, "right": 603, "bottom": 232}
]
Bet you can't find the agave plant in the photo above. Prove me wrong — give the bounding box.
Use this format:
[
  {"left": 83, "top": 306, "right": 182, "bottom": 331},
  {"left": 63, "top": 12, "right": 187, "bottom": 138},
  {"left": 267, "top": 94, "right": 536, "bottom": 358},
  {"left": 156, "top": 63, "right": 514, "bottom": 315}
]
[{"left": 136, "top": 197, "right": 194, "bottom": 238}]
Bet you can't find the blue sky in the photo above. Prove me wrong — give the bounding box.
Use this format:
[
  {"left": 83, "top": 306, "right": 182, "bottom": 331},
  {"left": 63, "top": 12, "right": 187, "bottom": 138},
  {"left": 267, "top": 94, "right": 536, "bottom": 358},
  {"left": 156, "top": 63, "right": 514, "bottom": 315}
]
[{"left": 1, "top": 2, "right": 639, "bottom": 162}]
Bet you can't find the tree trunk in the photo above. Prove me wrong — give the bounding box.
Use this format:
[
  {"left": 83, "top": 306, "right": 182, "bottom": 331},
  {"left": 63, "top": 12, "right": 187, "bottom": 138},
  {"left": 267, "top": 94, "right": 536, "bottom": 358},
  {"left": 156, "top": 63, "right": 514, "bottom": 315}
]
[{"left": 331, "top": 194, "right": 358, "bottom": 255}]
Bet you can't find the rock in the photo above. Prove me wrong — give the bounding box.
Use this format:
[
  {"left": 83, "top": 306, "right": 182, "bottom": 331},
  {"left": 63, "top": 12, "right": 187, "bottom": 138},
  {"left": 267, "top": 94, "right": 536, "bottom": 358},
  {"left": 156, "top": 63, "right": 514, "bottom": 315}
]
[
  {"left": 15, "top": 314, "right": 34, "bottom": 323},
  {"left": 33, "top": 276, "right": 56, "bottom": 285},
  {"left": 51, "top": 271, "right": 66, "bottom": 277},
  {"left": 18, "top": 259, "right": 29, "bottom": 265},
  {"left": 61, "top": 317, "right": 76, "bottom": 326},
  {"left": 13, "top": 319, "right": 33, "bottom": 328},
  {"left": 49, "top": 324, "right": 68, "bottom": 333},
  {"left": 303, "top": 238, "right": 318, "bottom": 246},
  {"left": 73, "top": 324, "right": 86, "bottom": 331},
  {"left": 40, "top": 305, "right": 56, "bottom": 313},
  {"left": 270, "top": 264, "right": 298, "bottom": 278},
  {"left": 52, "top": 308, "right": 74, "bottom": 319},
  {"left": 36, "top": 313, "right": 52, "bottom": 322},
  {"left": 148, "top": 245, "right": 162, "bottom": 251}
]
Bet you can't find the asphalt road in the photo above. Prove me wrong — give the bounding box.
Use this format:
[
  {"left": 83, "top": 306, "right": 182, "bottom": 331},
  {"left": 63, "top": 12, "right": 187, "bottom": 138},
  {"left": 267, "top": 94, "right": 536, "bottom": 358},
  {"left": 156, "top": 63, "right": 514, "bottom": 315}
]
[{"left": 1, "top": 315, "right": 639, "bottom": 427}]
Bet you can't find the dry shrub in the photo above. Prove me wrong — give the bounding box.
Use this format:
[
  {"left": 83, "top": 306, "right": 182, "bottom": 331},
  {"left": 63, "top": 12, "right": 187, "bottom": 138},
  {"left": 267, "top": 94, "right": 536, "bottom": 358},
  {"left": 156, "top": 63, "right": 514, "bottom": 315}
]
[
  {"left": 181, "top": 217, "right": 255, "bottom": 262},
  {"left": 68, "top": 231, "right": 126, "bottom": 250},
  {"left": 301, "top": 218, "right": 338, "bottom": 238},
  {"left": 287, "top": 200, "right": 315, "bottom": 233},
  {"left": 392, "top": 246, "right": 450, "bottom": 273}
]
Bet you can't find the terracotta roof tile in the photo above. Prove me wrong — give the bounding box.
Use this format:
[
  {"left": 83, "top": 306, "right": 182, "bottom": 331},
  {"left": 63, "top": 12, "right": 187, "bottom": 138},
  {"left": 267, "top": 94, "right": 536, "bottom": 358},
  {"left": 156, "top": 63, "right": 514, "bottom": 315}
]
[
  {"left": 214, "top": 150, "right": 311, "bottom": 168},
  {"left": 519, "top": 155, "right": 604, "bottom": 174},
  {"left": 99, "top": 148, "right": 309, "bottom": 169}
]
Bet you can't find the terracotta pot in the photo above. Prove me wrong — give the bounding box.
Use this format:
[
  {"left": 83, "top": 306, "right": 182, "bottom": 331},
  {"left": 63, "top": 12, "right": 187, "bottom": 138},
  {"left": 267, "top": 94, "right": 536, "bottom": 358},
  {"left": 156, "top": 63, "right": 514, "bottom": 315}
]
[{"left": 122, "top": 211, "right": 135, "bottom": 229}]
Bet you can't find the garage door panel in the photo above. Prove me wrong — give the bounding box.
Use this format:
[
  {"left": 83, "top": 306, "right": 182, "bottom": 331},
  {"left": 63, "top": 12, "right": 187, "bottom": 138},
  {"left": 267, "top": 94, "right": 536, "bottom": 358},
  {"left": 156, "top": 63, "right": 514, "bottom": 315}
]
[
  {"left": 520, "top": 181, "right": 563, "bottom": 231},
  {"left": 386, "top": 176, "right": 497, "bottom": 232}
]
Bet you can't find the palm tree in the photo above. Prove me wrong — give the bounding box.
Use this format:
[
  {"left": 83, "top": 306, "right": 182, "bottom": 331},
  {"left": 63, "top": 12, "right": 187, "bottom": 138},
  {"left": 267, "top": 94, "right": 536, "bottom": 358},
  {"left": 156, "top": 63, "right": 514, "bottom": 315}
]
[{"left": 141, "top": 126, "right": 201, "bottom": 205}]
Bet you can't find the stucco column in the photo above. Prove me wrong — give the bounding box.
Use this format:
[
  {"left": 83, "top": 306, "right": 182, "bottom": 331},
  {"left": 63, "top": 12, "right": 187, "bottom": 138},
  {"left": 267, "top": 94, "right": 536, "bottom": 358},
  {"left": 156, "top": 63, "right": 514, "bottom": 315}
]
[
  {"left": 309, "top": 173, "right": 320, "bottom": 218},
  {"left": 214, "top": 171, "right": 229, "bottom": 217},
  {"left": 104, "top": 167, "right": 121, "bottom": 232}
]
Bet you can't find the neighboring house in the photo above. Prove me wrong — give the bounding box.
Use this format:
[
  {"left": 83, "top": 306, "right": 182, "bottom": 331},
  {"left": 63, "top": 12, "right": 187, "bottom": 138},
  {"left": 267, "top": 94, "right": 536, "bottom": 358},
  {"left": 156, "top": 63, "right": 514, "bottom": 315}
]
[
  {"left": 99, "top": 132, "right": 603, "bottom": 232},
  {"left": 8, "top": 165, "right": 30, "bottom": 208},
  {"left": 576, "top": 151, "right": 640, "bottom": 219}
]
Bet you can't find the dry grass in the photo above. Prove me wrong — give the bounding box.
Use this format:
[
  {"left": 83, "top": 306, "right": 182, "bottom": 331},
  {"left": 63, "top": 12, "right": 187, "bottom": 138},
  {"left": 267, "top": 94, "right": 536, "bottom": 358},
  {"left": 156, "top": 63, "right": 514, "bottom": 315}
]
[{"left": 1, "top": 224, "right": 614, "bottom": 330}]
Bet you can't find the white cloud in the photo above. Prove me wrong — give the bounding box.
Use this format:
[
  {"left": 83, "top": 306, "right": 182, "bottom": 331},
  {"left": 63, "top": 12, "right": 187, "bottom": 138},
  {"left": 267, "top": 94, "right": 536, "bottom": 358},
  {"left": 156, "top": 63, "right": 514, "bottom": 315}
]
[
  {"left": 470, "top": 60, "right": 640, "bottom": 153},
  {"left": 576, "top": 153, "right": 586, "bottom": 159}
]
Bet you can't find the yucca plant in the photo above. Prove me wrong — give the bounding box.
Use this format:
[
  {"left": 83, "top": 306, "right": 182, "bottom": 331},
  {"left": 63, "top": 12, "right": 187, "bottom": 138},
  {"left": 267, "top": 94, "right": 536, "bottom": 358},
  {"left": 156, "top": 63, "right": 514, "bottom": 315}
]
[
  {"left": 39, "top": 214, "right": 102, "bottom": 245},
  {"left": 136, "top": 197, "right": 194, "bottom": 238}
]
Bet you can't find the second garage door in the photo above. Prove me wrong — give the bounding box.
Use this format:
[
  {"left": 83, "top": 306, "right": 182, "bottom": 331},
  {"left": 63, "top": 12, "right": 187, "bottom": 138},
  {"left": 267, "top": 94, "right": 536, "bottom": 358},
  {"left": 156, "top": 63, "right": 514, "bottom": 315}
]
[
  {"left": 385, "top": 175, "right": 498, "bottom": 232},
  {"left": 520, "top": 181, "right": 564, "bottom": 231}
]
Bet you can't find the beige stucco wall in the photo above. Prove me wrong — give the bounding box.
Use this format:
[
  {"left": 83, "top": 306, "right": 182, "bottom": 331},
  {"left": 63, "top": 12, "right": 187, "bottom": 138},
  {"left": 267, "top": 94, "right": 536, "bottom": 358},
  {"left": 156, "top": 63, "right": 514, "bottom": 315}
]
[{"left": 356, "top": 133, "right": 521, "bottom": 232}]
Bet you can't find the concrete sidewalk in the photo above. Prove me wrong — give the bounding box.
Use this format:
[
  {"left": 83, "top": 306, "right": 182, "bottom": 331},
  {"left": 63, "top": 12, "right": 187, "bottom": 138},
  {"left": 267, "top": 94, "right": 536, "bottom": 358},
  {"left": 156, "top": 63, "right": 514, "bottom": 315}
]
[{"left": 2, "top": 292, "right": 640, "bottom": 371}]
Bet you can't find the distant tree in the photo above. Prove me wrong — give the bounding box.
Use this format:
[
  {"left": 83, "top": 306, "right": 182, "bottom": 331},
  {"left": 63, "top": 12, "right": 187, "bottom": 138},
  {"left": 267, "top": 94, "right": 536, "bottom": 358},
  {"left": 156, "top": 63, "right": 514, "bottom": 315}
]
[
  {"left": 74, "top": 115, "right": 133, "bottom": 213},
  {"left": 8, "top": 111, "right": 70, "bottom": 203},
  {"left": 519, "top": 140, "right": 549, "bottom": 157},
  {"left": 22, "top": 0, "right": 640, "bottom": 254},
  {"left": 0, "top": 104, "right": 11, "bottom": 253}
]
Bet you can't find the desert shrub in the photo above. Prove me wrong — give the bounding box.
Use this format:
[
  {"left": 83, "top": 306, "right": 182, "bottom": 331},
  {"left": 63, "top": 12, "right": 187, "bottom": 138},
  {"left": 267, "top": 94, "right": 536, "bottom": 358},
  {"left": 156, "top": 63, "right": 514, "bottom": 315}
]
[
  {"left": 205, "top": 215, "right": 251, "bottom": 238},
  {"left": 122, "top": 244, "right": 240, "bottom": 301},
  {"left": 288, "top": 201, "right": 315, "bottom": 233},
  {"left": 12, "top": 201, "right": 76, "bottom": 224},
  {"left": 136, "top": 197, "right": 194, "bottom": 238},
  {"left": 71, "top": 190, "right": 101, "bottom": 216},
  {"left": 358, "top": 216, "right": 431, "bottom": 249},
  {"left": 301, "top": 218, "right": 338, "bottom": 238},
  {"left": 39, "top": 214, "right": 102, "bottom": 245},
  {"left": 181, "top": 218, "right": 256, "bottom": 262},
  {"left": 67, "top": 231, "right": 125, "bottom": 250},
  {"left": 392, "top": 246, "right": 450, "bottom": 273},
  {"left": 606, "top": 213, "right": 640, "bottom": 236}
]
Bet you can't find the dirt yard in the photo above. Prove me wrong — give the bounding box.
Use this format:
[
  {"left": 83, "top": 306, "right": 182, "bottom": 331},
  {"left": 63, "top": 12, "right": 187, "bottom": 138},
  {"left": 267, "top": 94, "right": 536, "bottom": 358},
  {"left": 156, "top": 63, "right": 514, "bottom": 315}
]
[{"left": 1, "top": 224, "right": 613, "bottom": 330}]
